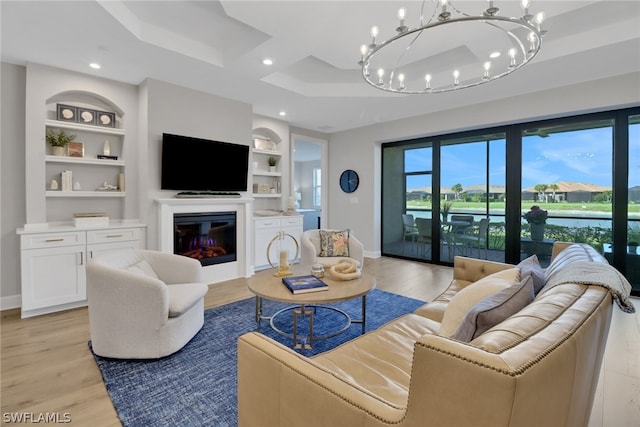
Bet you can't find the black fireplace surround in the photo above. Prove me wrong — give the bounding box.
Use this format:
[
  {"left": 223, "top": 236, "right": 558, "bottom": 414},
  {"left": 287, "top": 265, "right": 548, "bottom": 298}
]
[{"left": 173, "top": 211, "right": 237, "bottom": 266}]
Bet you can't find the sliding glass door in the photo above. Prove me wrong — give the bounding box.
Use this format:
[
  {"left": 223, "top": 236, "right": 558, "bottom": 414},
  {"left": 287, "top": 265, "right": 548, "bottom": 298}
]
[
  {"left": 440, "top": 134, "right": 506, "bottom": 262},
  {"left": 520, "top": 119, "right": 614, "bottom": 267},
  {"left": 382, "top": 142, "right": 434, "bottom": 260},
  {"left": 381, "top": 107, "right": 640, "bottom": 296},
  {"left": 627, "top": 114, "right": 640, "bottom": 293}
]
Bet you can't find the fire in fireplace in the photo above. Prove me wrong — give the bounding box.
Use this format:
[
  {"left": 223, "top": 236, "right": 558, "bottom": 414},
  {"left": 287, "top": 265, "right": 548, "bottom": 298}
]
[{"left": 174, "top": 211, "right": 237, "bottom": 266}]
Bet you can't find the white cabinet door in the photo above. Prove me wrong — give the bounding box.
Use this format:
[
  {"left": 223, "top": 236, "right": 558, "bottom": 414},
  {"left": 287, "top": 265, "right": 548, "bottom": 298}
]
[
  {"left": 254, "top": 217, "right": 303, "bottom": 270},
  {"left": 281, "top": 217, "right": 303, "bottom": 264},
  {"left": 254, "top": 218, "right": 281, "bottom": 270},
  {"left": 19, "top": 226, "right": 146, "bottom": 317},
  {"left": 21, "top": 244, "right": 86, "bottom": 315}
]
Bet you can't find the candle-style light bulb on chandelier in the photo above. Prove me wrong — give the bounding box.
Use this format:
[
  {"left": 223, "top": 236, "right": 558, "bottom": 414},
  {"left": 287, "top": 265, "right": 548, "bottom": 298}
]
[{"left": 358, "top": 0, "right": 547, "bottom": 94}]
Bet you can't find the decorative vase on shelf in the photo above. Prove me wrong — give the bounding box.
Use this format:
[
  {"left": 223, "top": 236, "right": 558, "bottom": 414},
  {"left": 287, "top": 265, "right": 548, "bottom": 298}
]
[
  {"left": 530, "top": 223, "right": 545, "bottom": 241},
  {"left": 51, "top": 146, "right": 66, "bottom": 156},
  {"left": 103, "top": 139, "right": 111, "bottom": 156}
]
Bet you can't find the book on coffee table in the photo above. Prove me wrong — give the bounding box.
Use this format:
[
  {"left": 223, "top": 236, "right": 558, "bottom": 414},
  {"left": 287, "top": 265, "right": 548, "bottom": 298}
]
[{"left": 282, "top": 275, "right": 329, "bottom": 294}]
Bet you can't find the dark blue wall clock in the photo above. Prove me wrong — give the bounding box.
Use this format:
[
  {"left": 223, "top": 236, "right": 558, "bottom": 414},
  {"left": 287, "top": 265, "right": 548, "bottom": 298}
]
[{"left": 339, "top": 169, "right": 359, "bottom": 193}]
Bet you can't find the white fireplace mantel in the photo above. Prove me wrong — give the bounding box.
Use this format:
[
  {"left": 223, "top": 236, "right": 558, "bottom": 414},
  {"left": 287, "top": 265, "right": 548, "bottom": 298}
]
[{"left": 156, "top": 197, "right": 253, "bottom": 283}]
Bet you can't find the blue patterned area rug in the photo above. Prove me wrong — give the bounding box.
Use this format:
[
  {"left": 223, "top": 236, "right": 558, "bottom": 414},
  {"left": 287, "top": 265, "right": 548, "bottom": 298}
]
[{"left": 90, "top": 289, "right": 424, "bottom": 427}]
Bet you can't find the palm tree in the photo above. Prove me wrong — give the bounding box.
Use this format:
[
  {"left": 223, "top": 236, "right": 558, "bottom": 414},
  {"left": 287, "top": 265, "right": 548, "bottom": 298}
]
[
  {"left": 534, "top": 184, "right": 548, "bottom": 202},
  {"left": 548, "top": 183, "right": 559, "bottom": 202},
  {"left": 451, "top": 183, "right": 463, "bottom": 200}
]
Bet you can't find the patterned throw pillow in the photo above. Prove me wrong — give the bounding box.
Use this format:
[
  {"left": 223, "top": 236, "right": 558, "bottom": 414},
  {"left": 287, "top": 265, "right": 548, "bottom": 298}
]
[{"left": 319, "top": 229, "right": 350, "bottom": 257}]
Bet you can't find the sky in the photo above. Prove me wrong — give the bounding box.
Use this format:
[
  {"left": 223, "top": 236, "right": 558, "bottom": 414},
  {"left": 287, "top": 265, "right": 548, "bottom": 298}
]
[{"left": 406, "top": 123, "right": 640, "bottom": 191}]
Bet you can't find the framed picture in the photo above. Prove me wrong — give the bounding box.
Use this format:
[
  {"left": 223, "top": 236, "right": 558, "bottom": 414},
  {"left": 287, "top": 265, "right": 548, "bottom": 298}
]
[
  {"left": 68, "top": 141, "right": 84, "bottom": 158},
  {"left": 56, "top": 104, "right": 77, "bottom": 122},
  {"left": 96, "top": 111, "right": 116, "bottom": 128},
  {"left": 77, "top": 108, "right": 96, "bottom": 126}
]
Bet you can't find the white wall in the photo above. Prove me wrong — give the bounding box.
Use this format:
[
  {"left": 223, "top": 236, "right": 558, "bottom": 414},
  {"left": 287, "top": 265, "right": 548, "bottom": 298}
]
[{"left": 328, "top": 72, "right": 640, "bottom": 254}]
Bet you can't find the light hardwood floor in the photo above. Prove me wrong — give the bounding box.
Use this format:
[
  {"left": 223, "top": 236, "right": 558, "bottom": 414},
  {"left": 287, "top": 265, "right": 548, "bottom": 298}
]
[{"left": 1, "top": 256, "right": 639, "bottom": 426}]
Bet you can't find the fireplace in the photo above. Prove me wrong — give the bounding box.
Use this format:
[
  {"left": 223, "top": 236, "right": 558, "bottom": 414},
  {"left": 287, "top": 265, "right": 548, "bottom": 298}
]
[
  {"left": 157, "top": 197, "right": 252, "bottom": 284},
  {"left": 174, "top": 212, "right": 237, "bottom": 266}
]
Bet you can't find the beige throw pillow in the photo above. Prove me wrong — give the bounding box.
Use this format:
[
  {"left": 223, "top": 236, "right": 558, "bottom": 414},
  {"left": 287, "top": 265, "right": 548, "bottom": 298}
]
[
  {"left": 439, "top": 268, "right": 520, "bottom": 337},
  {"left": 451, "top": 276, "right": 534, "bottom": 342}
]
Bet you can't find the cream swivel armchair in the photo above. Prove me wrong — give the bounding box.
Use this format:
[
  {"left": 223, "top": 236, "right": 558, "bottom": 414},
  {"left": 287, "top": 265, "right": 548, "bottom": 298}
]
[
  {"left": 300, "top": 229, "right": 364, "bottom": 271},
  {"left": 87, "top": 249, "right": 209, "bottom": 359}
]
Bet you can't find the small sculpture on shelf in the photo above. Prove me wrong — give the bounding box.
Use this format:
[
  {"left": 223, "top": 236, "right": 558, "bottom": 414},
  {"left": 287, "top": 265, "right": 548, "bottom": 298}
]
[{"left": 97, "top": 181, "right": 118, "bottom": 191}]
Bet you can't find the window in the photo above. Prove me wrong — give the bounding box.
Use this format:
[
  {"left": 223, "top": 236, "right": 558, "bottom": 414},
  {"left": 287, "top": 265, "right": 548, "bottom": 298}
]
[
  {"left": 382, "top": 143, "right": 433, "bottom": 260},
  {"left": 627, "top": 114, "right": 640, "bottom": 293},
  {"left": 381, "top": 107, "right": 640, "bottom": 296},
  {"left": 440, "top": 134, "right": 505, "bottom": 262},
  {"left": 312, "top": 167, "right": 321, "bottom": 208},
  {"left": 521, "top": 120, "right": 614, "bottom": 266}
]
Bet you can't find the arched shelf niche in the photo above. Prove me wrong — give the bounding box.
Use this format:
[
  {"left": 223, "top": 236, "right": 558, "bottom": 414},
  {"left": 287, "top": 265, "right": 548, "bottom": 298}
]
[
  {"left": 252, "top": 127, "right": 282, "bottom": 145},
  {"left": 46, "top": 90, "right": 125, "bottom": 126}
]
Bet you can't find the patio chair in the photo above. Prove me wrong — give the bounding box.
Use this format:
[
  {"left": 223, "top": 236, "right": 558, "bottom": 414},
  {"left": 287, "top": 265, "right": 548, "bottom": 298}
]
[
  {"left": 402, "top": 214, "right": 419, "bottom": 254},
  {"left": 456, "top": 218, "right": 490, "bottom": 259},
  {"left": 415, "top": 217, "right": 433, "bottom": 257}
]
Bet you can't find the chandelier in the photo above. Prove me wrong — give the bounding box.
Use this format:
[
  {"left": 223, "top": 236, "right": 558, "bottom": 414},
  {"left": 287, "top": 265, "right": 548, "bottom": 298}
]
[{"left": 358, "top": 0, "right": 547, "bottom": 94}]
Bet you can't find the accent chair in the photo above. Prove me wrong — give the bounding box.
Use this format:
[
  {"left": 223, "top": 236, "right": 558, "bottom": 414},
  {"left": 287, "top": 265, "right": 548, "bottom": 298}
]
[{"left": 86, "top": 249, "right": 208, "bottom": 359}]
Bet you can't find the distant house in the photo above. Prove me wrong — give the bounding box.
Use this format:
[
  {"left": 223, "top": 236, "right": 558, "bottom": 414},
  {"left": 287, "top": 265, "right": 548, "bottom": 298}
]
[
  {"left": 522, "top": 181, "right": 611, "bottom": 203},
  {"left": 630, "top": 186, "right": 640, "bottom": 203},
  {"left": 407, "top": 190, "right": 429, "bottom": 201},
  {"left": 463, "top": 184, "right": 506, "bottom": 200}
]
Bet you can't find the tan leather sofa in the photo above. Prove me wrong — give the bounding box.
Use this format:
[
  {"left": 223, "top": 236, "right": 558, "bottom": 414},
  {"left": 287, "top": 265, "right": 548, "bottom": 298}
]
[{"left": 238, "top": 243, "right": 619, "bottom": 427}]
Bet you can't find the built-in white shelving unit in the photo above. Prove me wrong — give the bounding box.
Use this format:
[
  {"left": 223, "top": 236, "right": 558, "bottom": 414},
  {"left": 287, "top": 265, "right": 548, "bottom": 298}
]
[{"left": 251, "top": 139, "right": 283, "bottom": 199}]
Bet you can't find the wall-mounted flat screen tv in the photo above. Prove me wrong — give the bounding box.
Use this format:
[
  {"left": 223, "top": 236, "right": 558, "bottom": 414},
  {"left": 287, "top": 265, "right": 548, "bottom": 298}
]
[{"left": 161, "top": 133, "right": 249, "bottom": 192}]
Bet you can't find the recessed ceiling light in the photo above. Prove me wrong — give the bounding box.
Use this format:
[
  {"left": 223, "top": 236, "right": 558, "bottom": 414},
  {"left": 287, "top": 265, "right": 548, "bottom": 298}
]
[
  {"left": 262, "top": 58, "right": 273, "bottom": 66},
  {"left": 489, "top": 51, "right": 501, "bottom": 59},
  {"left": 89, "top": 62, "right": 101, "bottom": 69},
  {"left": 279, "top": 111, "right": 286, "bottom": 116}
]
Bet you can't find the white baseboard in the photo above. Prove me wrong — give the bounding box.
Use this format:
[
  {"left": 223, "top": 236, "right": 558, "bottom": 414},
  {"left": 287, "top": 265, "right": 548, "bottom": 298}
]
[
  {"left": 1, "top": 294, "right": 21, "bottom": 311},
  {"left": 364, "top": 250, "right": 381, "bottom": 259}
]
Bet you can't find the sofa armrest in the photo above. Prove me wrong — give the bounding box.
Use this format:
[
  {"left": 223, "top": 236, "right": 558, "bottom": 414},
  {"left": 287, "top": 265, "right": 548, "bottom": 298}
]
[
  {"left": 453, "top": 256, "right": 514, "bottom": 283},
  {"left": 140, "top": 250, "right": 204, "bottom": 284},
  {"left": 401, "top": 333, "right": 518, "bottom": 426},
  {"left": 237, "top": 332, "right": 408, "bottom": 427}
]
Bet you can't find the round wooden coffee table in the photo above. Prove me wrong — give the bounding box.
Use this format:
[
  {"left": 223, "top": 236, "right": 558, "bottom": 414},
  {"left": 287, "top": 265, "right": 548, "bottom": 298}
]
[{"left": 247, "top": 266, "right": 376, "bottom": 349}]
